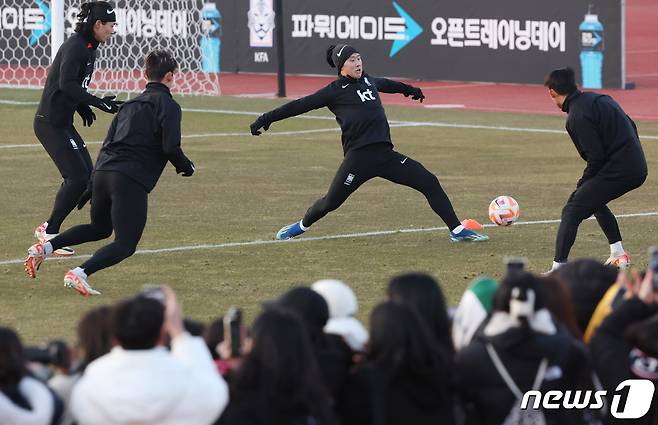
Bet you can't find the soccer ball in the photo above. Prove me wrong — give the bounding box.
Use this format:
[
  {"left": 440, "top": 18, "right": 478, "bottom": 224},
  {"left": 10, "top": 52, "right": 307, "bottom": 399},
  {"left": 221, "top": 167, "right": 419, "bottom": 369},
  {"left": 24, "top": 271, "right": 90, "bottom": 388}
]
[{"left": 488, "top": 196, "right": 520, "bottom": 226}]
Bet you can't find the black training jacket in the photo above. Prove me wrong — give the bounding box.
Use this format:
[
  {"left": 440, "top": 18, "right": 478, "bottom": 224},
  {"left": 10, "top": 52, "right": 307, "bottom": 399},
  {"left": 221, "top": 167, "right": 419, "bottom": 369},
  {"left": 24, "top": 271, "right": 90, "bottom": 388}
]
[
  {"left": 35, "top": 33, "right": 100, "bottom": 128},
  {"left": 259, "top": 73, "right": 416, "bottom": 155},
  {"left": 94, "top": 83, "right": 192, "bottom": 192},
  {"left": 562, "top": 91, "right": 648, "bottom": 185}
]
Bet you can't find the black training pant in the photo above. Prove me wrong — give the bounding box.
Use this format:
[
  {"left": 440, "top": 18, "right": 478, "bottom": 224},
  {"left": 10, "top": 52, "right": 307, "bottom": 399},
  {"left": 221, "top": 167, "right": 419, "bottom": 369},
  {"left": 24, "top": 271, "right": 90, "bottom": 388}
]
[
  {"left": 50, "top": 170, "right": 148, "bottom": 275},
  {"left": 34, "top": 118, "right": 93, "bottom": 234},
  {"left": 303, "top": 143, "right": 461, "bottom": 230},
  {"left": 554, "top": 174, "right": 646, "bottom": 262}
]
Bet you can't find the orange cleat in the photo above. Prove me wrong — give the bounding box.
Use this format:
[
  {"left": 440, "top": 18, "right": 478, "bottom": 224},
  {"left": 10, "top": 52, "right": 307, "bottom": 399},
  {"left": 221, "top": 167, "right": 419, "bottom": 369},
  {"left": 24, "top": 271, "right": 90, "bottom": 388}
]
[{"left": 24, "top": 243, "right": 46, "bottom": 278}]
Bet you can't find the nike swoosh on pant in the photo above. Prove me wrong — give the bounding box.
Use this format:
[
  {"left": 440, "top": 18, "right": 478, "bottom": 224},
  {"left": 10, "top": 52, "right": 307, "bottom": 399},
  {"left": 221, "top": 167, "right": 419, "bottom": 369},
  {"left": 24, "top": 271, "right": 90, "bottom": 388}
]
[{"left": 400, "top": 158, "right": 408, "bottom": 164}]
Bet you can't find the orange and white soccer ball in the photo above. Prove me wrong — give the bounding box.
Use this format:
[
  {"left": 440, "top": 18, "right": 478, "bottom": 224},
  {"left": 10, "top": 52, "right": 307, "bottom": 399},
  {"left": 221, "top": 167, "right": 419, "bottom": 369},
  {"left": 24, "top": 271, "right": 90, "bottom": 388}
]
[{"left": 488, "top": 196, "right": 520, "bottom": 226}]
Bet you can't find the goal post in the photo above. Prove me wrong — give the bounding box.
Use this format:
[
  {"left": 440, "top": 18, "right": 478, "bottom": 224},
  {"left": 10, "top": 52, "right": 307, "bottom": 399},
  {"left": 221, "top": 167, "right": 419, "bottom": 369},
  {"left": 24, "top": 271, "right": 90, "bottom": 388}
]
[{"left": 0, "top": 0, "right": 221, "bottom": 96}]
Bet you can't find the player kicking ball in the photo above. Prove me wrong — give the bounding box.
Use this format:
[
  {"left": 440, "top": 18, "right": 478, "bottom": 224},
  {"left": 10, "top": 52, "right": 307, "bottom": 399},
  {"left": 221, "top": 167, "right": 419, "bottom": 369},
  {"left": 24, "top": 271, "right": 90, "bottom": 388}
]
[
  {"left": 24, "top": 50, "right": 195, "bottom": 296},
  {"left": 250, "top": 44, "right": 488, "bottom": 242}
]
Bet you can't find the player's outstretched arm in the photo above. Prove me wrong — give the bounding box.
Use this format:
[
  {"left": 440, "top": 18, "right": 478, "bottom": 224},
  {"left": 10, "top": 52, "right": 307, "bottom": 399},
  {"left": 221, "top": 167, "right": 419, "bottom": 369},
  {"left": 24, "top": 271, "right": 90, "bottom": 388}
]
[
  {"left": 372, "top": 77, "right": 424, "bottom": 103},
  {"left": 249, "top": 86, "right": 333, "bottom": 136}
]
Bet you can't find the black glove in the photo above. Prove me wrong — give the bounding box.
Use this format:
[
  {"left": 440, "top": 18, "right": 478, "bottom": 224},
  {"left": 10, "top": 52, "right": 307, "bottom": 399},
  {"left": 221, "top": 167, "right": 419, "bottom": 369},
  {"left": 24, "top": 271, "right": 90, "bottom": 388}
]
[
  {"left": 176, "top": 160, "right": 195, "bottom": 177},
  {"left": 76, "top": 178, "right": 93, "bottom": 210},
  {"left": 76, "top": 104, "right": 96, "bottom": 127},
  {"left": 92, "top": 95, "right": 124, "bottom": 114},
  {"left": 249, "top": 116, "right": 271, "bottom": 136},
  {"left": 404, "top": 86, "right": 425, "bottom": 103}
]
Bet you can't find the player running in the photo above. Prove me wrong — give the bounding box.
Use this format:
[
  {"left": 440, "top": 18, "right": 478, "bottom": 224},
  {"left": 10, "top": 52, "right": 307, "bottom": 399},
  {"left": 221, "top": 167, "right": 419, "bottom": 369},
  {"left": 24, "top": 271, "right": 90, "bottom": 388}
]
[{"left": 24, "top": 50, "right": 195, "bottom": 296}]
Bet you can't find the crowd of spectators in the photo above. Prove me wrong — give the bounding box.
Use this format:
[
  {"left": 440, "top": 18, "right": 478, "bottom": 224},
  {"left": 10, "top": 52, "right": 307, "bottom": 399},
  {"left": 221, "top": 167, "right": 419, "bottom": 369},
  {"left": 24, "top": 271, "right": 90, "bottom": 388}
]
[{"left": 1, "top": 256, "right": 657, "bottom": 425}]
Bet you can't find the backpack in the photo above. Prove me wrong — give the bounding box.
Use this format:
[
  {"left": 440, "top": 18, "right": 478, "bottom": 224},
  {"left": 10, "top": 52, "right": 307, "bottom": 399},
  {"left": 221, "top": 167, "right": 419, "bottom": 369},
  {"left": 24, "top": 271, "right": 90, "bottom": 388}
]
[{"left": 486, "top": 343, "right": 548, "bottom": 425}]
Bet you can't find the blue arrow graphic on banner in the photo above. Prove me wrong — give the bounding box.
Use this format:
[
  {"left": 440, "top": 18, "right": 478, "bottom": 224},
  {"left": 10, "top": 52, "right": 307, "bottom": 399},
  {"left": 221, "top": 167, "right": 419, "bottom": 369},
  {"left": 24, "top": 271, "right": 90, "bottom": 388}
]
[
  {"left": 30, "top": 0, "right": 52, "bottom": 46},
  {"left": 389, "top": 1, "right": 423, "bottom": 57}
]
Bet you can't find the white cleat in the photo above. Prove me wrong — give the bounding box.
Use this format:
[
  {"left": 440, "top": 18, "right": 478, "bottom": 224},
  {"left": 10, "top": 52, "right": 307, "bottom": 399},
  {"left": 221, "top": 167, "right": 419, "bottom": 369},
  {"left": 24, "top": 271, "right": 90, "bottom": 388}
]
[{"left": 64, "top": 270, "right": 101, "bottom": 297}]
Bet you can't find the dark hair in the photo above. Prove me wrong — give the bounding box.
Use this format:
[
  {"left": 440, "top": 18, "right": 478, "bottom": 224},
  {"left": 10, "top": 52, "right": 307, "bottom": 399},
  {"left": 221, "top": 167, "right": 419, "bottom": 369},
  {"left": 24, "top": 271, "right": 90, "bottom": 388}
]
[
  {"left": 145, "top": 50, "right": 178, "bottom": 81},
  {"left": 0, "top": 327, "right": 27, "bottom": 387},
  {"left": 544, "top": 67, "right": 578, "bottom": 95},
  {"left": 76, "top": 305, "right": 113, "bottom": 372},
  {"left": 112, "top": 296, "right": 164, "bottom": 350},
  {"left": 203, "top": 319, "right": 224, "bottom": 360},
  {"left": 539, "top": 275, "right": 582, "bottom": 339},
  {"left": 388, "top": 272, "right": 454, "bottom": 354},
  {"left": 554, "top": 259, "right": 618, "bottom": 333},
  {"left": 625, "top": 313, "right": 658, "bottom": 357},
  {"left": 368, "top": 302, "right": 452, "bottom": 394},
  {"left": 276, "top": 286, "right": 329, "bottom": 341},
  {"left": 230, "top": 308, "right": 336, "bottom": 425},
  {"left": 47, "top": 340, "right": 72, "bottom": 371},
  {"left": 74, "top": 2, "right": 114, "bottom": 38},
  {"left": 183, "top": 318, "right": 205, "bottom": 337}
]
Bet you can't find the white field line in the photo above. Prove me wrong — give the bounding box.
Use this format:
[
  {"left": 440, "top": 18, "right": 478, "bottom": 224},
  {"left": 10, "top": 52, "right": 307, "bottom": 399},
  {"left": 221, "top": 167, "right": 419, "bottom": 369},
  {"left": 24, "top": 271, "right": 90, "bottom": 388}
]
[
  {"left": 1, "top": 211, "right": 657, "bottom": 266},
  {"left": 0, "top": 123, "right": 422, "bottom": 149},
  {"left": 1, "top": 102, "right": 657, "bottom": 148}
]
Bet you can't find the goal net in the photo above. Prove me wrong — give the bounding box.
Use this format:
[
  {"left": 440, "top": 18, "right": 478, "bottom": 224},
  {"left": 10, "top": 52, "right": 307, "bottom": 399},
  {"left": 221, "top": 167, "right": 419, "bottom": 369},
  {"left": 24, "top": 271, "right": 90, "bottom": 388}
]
[{"left": 0, "top": 0, "right": 221, "bottom": 96}]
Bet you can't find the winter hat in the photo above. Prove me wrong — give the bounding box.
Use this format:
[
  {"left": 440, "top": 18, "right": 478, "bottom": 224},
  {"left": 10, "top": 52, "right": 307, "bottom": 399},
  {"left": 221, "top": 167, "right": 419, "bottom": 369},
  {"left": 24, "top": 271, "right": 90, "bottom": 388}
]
[
  {"left": 326, "top": 44, "right": 359, "bottom": 74},
  {"left": 311, "top": 279, "right": 358, "bottom": 318},
  {"left": 484, "top": 272, "right": 557, "bottom": 336},
  {"left": 312, "top": 279, "right": 369, "bottom": 351},
  {"left": 452, "top": 276, "right": 497, "bottom": 351}
]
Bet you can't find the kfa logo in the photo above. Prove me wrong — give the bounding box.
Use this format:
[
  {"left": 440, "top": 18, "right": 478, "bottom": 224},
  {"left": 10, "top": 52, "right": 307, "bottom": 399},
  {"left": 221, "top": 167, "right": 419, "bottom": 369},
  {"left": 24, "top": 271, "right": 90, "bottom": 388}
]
[
  {"left": 254, "top": 51, "right": 269, "bottom": 62},
  {"left": 81, "top": 75, "right": 91, "bottom": 90},
  {"left": 357, "top": 89, "right": 376, "bottom": 102},
  {"left": 521, "top": 379, "right": 655, "bottom": 419}
]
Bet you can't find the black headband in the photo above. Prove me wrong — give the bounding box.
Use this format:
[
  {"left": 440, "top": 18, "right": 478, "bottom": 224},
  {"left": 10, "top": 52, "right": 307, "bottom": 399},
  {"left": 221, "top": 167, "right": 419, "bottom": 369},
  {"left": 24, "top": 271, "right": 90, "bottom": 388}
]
[
  {"left": 83, "top": 2, "right": 116, "bottom": 23},
  {"left": 329, "top": 44, "right": 359, "bottom": 74}
]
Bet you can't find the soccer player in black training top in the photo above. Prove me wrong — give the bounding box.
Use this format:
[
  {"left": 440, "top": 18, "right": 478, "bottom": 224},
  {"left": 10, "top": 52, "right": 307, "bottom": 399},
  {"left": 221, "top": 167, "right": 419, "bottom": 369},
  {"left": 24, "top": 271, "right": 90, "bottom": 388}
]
[
  {"left": 545, "top": 68, "right": 647, "bottom": 272},
  {"left": 33, "top": 1, "right": 123, "bottom": 257},
  {"left": 250, "top": 44, "right": 488, "bottom": 242},
  {"left": 25, "top": 50, "right": 195, "bottom": 297}
]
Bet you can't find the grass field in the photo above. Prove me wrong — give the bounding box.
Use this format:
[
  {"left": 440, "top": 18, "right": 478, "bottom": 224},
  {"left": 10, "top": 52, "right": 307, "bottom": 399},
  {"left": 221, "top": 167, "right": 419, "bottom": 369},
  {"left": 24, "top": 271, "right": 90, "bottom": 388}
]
[{"left": 1, "top": 87, "right": 657, "bottom": 344}]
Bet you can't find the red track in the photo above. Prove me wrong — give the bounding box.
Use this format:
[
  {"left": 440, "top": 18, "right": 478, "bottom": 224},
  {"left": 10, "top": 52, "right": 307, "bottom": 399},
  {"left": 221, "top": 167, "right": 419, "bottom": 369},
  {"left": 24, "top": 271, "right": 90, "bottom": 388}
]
[{"left": 220, "top": 0, "right": 658, "bottom": 121}]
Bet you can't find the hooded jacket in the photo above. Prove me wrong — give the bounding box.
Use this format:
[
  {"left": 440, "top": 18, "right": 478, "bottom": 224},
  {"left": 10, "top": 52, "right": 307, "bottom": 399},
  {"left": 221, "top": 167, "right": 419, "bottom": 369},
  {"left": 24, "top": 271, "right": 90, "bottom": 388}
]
[
  {"left": 70, "top": 333, "right": 228, "bottom": 425},
  {"left": 457, "top": 317, "right": 590, "bottom": 425},
  {"left": 561, "top": 91, "right": 647, "bottom": 186}
]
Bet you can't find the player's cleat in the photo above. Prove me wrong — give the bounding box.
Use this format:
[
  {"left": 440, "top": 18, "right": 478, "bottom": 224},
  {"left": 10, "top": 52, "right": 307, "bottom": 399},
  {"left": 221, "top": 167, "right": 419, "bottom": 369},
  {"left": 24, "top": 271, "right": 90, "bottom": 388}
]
[
  {"left": 64, "top": 270, "right": 101, "bottom": 297},
  {"left": 24, "top": 243, "right": 47, "bottom": 278},
  {"left": 275, "top": 222, "right": 305, "bottom": 240},
  {"left": 450, "top": 228, "right": 489, "bottom": 242},
  {"left": 604, "top": 253, "right": 631, "bottom": 270},
  {"left": 34, "top": 222, "right": 75, "bottom": 257},
  {"left": 34, "top": 222, "right": 47, "bottom": 241}
]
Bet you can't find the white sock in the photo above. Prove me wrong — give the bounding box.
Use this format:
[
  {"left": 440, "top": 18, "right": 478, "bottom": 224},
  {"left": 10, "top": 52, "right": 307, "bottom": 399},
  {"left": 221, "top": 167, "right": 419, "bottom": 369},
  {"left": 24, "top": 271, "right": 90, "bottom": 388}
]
[
  {"left": 610, "top": 241, "right": 625, "bottom": 257},
  {"left": 73, "top": 267, "right": 88, "bottom": 279},
  {"left": 43, "top": 242, "right": 53, "bottom": 256},
  {"left": 299, "top": 220, "right": 309, "bottom": 231},
  {"left": 452, "top": 225, "right": 464, "bottom": 233},
  {"left": 552, "top": 261, "right": 565, "bottom": 271}
]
